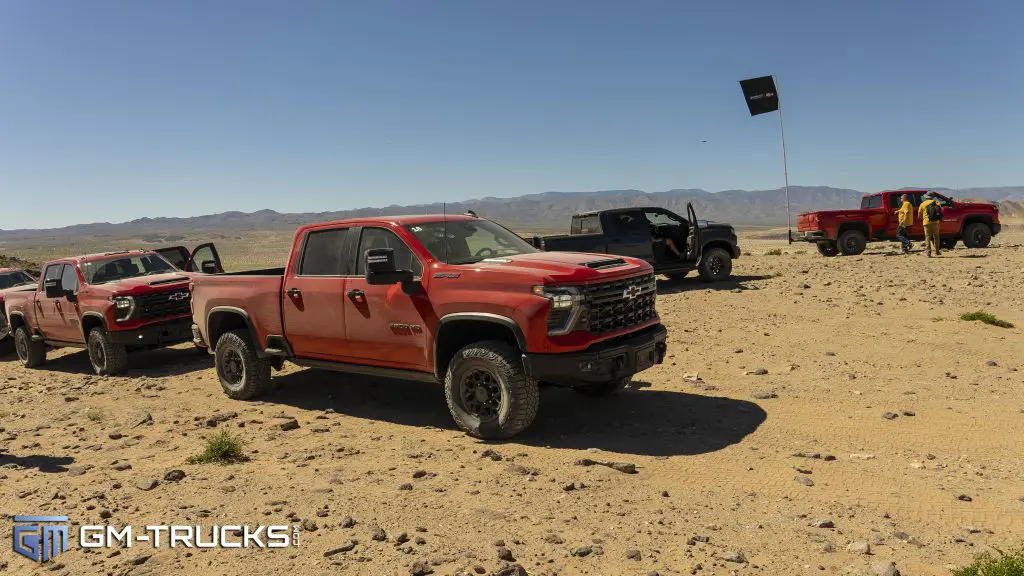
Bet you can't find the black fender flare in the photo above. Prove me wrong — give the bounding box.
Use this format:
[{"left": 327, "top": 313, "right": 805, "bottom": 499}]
[
  {"left": 206, "top": 306, "right": 262, "bottom": 354},
  {"left": 80, "top": 311, "right": 108, "bottom": 339},
  {"left": 433, "top": 312, "right": 527, "bottom": 380}
]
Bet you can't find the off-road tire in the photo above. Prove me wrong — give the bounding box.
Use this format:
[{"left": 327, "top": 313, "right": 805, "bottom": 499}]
[
  {"left": 444, "top": 340, "right": 539, "bottom": 440},
  {"left": 837, "top": 229, "right": 867, "bottom": 256},
  {"left": 215, "top": 330, "right": 271, "bottom": 400},
  {"left": 940, "top": 238, "right": 957, "bottom": 251},
  {"left": 14, "top": 326, "right": 46, "bottom": 368},
  {"left": 574, "top": 376, "right": 631, "bottom": 397},
  {"left": 697, "top": 248, "right": 733, "bottom": 282},
  {"left": 816, "top": 241, "right": 839, "bottom": 257},
  {"left": 666, "top": 271, "right": 689, "bottom": 281},
  {"left": 962, "top": 223, "right": 992, "bottom": 248},
  {"left": 87, "top": 328, "right": 129, "bottom": 376}
]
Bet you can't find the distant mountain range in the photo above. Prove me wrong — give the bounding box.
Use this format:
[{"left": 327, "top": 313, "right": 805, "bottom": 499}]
[{"left": 1, "top": 185, "right": 1021, "bottom": 238}]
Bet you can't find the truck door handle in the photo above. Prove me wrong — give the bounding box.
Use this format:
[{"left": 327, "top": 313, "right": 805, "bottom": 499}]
[
  {"left": 347, "top": 289, "right": 365, "bottom": 301},
  {"left": 286, "top": 288, "right": 302, "bottom": 297}
]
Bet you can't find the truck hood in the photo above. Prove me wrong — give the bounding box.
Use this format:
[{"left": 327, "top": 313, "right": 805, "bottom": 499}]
[
  {"left": 0, "top": 285, "right": 37, "bottom": 302},
  {"left": 90, "top": 272, "right": 192, "bottom": 294},
  {"left": 460, "top": 251, "right": 652, "bottom": 283}
]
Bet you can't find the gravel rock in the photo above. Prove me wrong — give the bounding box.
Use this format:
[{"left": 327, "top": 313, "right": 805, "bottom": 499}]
[
  {"left": 847, "top": 541, "right": 871, "bottom": 554},
  {"left": 135, "top": 478, "right": 159, "bottom": 491},
  {"left": 480, "top": 449, "right": 502, "bottom": 461},
  {"left": 163, "top": 470, "right": 186, "bottom": 482},
  {"left": 957, "top": 494, "right": 973, "bottom": 502},
  {"left": 882, "top": 412, "right": 899, "bottom": 420},
  {"left": 324, "top": 540, "right": 357, "bottom": 556},
  {"left": 872, "top": 561, "right": 901, "bottom": 576},
  {"left": 795, "top": 476, "right": 815, "bottom": 487},
  {"left": 409, "top": 560, "right": 433, "bottom": 575},
  {"left": 495, "top": 546, "right": 515, "bottom": 561},
  {"left": 571, "top": 546, "right": 593, "bottom": 557},
  {"left": 205, "top": 412, "right": 238, "bottom": 427},
  {"left": 810, "top": 519, "right": 834, "bottom": 528},
  {"left": 718, "top": 550, "right": 747, "bottom": 563},
  {"left": 625, "top": 549, "right": 642, "bottom": 560},
  {"left": 301, "top": 519, "right": 318, "bottom": 532},
  {"left": 131, "top": 412, "right": 153, "bottom": 427},
  {"left": 276, "top": 418, "right": 300, "bottom": 431},
  {"left": 542, "top": 534, "right": 564, "bottom": 544},
  {"left": 370, "top": 526, "right": 387, "bottom": 542},
  {"left": 341, "top": 516, "right": 356, "bottom": 528},
  {"left": 753, "top": 391, "right": 778, "bottom": 399},
  {"left": 745, "top": 368, "right": 769, "bottom": 376}
]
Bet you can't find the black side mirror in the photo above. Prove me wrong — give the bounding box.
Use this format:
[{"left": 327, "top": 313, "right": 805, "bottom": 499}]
[
  {"left": 365, "top": 248, "right": 414, "bottom": 286},
  {"left": 200, "top": 260, "right": 219, "bottom": 274},
  {"left": 44, "top": 279, "right": 63, "bottom": 298}
]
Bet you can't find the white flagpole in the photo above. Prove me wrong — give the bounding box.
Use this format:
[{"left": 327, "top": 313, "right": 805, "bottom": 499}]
[{"left": 773, "top": 75, "right": 792, "bottom": 243}]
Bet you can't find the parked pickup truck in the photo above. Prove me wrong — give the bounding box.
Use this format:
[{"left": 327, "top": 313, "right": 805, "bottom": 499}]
[
  {"left": 796, "top": 189, "right": 1001, "bottom": 256},
  {"left": 189, "top": 213, "right": 669, "bottom": 439},
  {"left": 528, "top": 204, "right": 741, "bottom": 282},
  {"left": 4, "top": 244, "right": 224, "bottom": 375},
  {"left": 1, "top": 268, "right": 38, "bottom": 343}
]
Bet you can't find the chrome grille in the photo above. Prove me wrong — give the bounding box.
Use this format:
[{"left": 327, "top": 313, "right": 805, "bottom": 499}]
[
  {"left": 136, "top": 288, "right": 191, "bottom": 321},
  {"left": 581, "top": 273, "right": 657, "bottom": 334}
]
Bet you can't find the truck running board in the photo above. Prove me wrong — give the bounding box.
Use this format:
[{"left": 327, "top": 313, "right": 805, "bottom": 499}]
[{"left": 290, "top": 357, "right": 438, "bottom": 383}]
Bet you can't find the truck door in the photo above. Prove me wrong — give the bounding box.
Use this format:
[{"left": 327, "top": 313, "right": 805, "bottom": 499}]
[
  {"left": 281, "top": 226, "right": 353, "bottom": 361},
  {"left": 38, "top": 264, "right": 81, "bottom": 343},
  {"left": 342, "top": 227, "right": 429, "bottom": 371},
  {"left": 186, "top": 243, "right": 223, "bottom": 273},
  {"left": 934, "top": 194, "right": 962, "bottom": 237},
  {"left": 601, "top": 211, "right": 655, "bottom": 262}
]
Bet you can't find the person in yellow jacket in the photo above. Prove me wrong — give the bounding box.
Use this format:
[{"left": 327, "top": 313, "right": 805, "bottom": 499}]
[
  {"left": 895, "top": 194, "right": 913, "bottom": 253},
  {"left": 918, "top": 192, "right": 942, "bottom": 257}
]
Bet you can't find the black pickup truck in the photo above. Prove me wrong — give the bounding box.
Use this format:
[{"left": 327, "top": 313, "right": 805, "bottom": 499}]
[{"left": 529, "top": 204, "right": 741, "bottom": 281}]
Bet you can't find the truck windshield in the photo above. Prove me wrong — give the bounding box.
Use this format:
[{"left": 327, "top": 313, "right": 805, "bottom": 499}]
[
  {"left": 80, "top": 253, "right": 178, "bottom": 284},
  {"left": 405, "top": 219, "right": 538, "bottom": 264},
  {"left": 0, "top": 271, "right": 36, "bottom": 289}
]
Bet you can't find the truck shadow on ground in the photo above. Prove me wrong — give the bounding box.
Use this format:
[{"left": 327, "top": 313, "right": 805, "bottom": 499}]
[
  {"left": 27, "top": 346, "right": 211, "bottom": 377},
  {"left": 0, "top": 451, "right": 75, "bottom": 473},
  {"left": 260, "top": 372, "right": 766, "bottom": 457},
  {"left": 656, "top": 275, "right": 774, "bottom": 295}
]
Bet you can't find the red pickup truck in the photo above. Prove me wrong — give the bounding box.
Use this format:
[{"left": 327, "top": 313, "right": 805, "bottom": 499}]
[
  {"left": 1, "top": 268, "right": 38, "bottom": 343},
  {"left": 795, "top": 189, "right": 1001, "bottom": 256},
  {"left": 189, "top": 214, "right": 668, "bottom": 439},
  {"left": 4, "top": 244, "right": 223, "bottom": 375}
]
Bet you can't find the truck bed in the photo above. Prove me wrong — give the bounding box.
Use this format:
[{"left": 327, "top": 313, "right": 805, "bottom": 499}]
[{"left": 190, "top": 270, "right": 285, "bottom": 348}]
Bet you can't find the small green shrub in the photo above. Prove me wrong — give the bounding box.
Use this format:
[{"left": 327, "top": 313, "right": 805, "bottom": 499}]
[
  {"left": 186, "top": 430, "right": 247, "bottom": 464},
  {"left": 765, "top": 249, "right": 783, "bottom": 256},
  {"left": 960, "top": 310, "right": 1014, "bottom": 328},
  {"left": 86, "top": 408, "right": 105, "bottom": 422},
  {"left": 951, "top": 549, "right": 1024, "bottom": 576}
]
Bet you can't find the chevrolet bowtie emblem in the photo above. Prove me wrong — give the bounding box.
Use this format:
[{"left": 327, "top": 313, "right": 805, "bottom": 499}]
[
  {"left": 168, "top": 292, "right": 189, "bottom": 301},
  {"left": 622, "top": 285, "right": 641, "bottom": 299}
]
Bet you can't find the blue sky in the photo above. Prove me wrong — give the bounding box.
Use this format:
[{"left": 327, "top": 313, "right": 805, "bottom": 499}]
[{"left": 1, "top": 0, "right": 1021, "bottom": 229}]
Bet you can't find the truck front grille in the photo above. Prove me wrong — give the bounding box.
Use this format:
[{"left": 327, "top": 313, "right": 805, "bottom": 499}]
[
  {"left": 581, "top": 273, "right": 657, "bottom": 334},
  {"left": 136, "top": 288, "right": 191, "bottom": 321}
]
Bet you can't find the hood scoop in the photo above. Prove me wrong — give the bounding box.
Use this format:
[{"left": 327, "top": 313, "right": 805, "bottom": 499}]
[
  {"left": 581, "top": 257, "right": 628, "bottom": 270},
  {"left": 148, "top": 276, "right": 190, "bottom": 286}
]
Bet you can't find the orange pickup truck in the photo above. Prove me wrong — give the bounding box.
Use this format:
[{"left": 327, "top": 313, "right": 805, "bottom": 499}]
[{"left": 795, "top": 189, "right": 1001, "bottom": 256}]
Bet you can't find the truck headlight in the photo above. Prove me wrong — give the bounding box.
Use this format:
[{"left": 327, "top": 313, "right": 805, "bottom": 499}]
[
  {"left": 532, "top": 285, "right": 583, "bottom": 335},
  {"left": 112, "top": 296, "right": 135, "bottom": 322}
]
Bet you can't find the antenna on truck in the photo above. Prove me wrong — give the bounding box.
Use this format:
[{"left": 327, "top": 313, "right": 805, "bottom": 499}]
[{"left": 442, "top": 202, "right": 449, "bottom": 264}]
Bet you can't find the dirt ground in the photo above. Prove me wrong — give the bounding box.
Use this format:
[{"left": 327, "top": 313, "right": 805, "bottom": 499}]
[{"left": 2, "top": 229, "right": 1023, "bottom": 576}]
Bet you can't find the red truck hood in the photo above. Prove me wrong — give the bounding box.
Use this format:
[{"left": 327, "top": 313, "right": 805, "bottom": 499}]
[
  {"left": 89, "top": 272, "right": 192, "bottom": 295},
  {"left": 0, "top": 285, "right": 37, "bottom": 302},
  {"left": 465, "top": 251, "right": 652, "bottom": 283}
]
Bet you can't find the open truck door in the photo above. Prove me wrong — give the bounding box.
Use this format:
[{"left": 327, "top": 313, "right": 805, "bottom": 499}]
[
  {"left": 155, "top": 243, "right": 224, "bottom": 273},
  {"left": 685, "top": 203, "right": 701, "bottom": 261}
]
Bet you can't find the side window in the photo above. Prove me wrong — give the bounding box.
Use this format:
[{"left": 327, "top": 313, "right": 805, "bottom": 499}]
[
  {"left": 644, "top": 210, "right": 682, "bottom": 226},
  {"left": 579, "top": 215, "right": 601, "bottom": 234},
  {"left": 861, "top": 196, "right": 883, "bottom": 209},
  {"left": 60, "top": 264, "right": 79, "bottom": 293},
  {"left": 356, "top": 228, "right": 422, "bottom": 276},
  {"left": 299, "top": 228, "right": 350, "bottom": 276},
  {"left": 611, "top": 212, "right": 648, "bottom": 234},
  {"left": 44, "top": 264, "right": 63, "bottom": 283}
]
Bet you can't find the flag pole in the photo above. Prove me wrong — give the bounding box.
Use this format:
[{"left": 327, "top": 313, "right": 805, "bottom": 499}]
[{"left": 773, "top": 75, "right": 792, "bottom": 244}]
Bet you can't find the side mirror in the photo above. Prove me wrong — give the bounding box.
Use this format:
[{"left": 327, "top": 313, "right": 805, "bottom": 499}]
[
  {"left": 365, "top": 248, "right": 414, "bottom": 286},
  {"left": 44, "top": 279, "right": 63, "bottom": 298},
  {"left": 200, "top": 260, "right": 219, "bottom": 274}
]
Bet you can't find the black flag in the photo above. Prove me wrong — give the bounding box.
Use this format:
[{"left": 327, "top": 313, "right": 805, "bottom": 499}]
[{"left": 739, "top": 76, "right": 779, "bottom": 116}]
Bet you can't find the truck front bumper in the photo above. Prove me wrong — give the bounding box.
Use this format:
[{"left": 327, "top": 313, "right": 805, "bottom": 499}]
[
  {"left": 793, "top": 230, "right": 828, "bottom": 242},
  {"left": 109, "top": 318, "right": 194, "bottom": 348},
  {"left": 523, "top": 324, "right": 668, "bottom": 386}
]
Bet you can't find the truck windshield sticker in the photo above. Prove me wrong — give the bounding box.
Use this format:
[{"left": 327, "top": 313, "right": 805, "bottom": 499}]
[{"left": 481, "top": 258, "right": 511, "bottom": 264}]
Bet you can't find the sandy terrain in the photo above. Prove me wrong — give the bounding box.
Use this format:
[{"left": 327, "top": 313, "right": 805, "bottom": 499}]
[{"left": 2, "top": 229, "right": 1023, "bottom": 576}]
